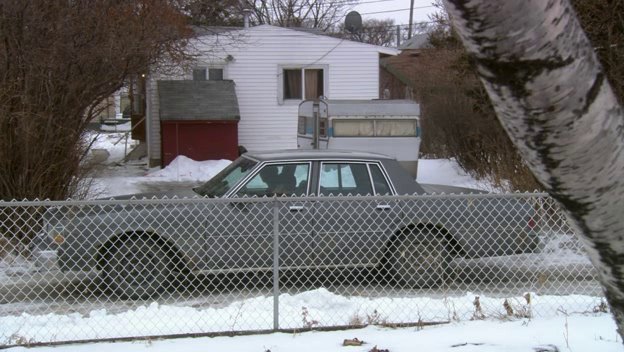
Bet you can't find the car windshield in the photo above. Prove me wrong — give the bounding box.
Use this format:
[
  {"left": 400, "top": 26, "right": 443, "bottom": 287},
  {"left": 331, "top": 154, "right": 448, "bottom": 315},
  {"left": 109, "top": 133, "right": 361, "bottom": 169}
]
[{"left": 194, "top": 157, "right": 258, "bottom": 197}]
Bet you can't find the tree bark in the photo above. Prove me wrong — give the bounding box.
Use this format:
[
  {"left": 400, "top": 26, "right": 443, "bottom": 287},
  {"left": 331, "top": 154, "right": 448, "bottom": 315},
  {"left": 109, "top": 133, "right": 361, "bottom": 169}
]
[{"left": 443, "top": 0, "right": 624, "bottom": 339}]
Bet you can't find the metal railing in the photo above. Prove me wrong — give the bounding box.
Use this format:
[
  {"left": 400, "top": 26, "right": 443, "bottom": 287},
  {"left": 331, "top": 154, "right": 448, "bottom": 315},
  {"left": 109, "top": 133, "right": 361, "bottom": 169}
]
[{"left": 0, "top": 193, "right": 603, "bottom": 347}]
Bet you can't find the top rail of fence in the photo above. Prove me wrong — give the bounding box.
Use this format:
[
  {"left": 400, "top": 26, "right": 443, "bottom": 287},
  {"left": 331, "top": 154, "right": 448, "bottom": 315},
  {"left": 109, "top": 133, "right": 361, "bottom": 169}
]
[{"left": 0, "top": 191, "right": 553, "bottom": 207}]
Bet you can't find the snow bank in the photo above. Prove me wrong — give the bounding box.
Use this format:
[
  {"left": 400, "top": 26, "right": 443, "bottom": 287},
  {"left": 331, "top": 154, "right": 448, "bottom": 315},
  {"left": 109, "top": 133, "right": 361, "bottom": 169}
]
[
  {"left": 417, "top": 159, "right": 502, "bottom": 192},
  {"left": 6, "top": 314, "right": 621, "bottom": 352},
  {"left": 0, "top": 289, "right": 605, "bottom": 345},
  {"left": 147, "top": 155, "right": 231, "bottom": 182}
]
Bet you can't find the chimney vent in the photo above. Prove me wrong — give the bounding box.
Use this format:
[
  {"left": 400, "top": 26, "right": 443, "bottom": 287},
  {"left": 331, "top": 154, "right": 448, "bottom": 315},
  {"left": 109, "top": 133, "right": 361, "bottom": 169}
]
[{"left": 243, "top": 9, "right": 252, "bottom": 28}]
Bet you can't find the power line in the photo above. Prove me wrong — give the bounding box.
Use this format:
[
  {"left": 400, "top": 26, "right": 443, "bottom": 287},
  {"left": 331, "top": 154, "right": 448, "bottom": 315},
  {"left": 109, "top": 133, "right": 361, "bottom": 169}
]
[
  {"left": 275, "top": 37, "right": 347, "bottom": 77},
  {"left": 313, "top": 0, "right": 403, "bottom": 6},
  {"left": 360, "top": 5, "right": 435, "bottom": 15},
  {"left": 340, "top": 20, "right": 444, "bottom": 30},
  {"left": 351, "top": 0, "right": 397, "bottom": 5}
]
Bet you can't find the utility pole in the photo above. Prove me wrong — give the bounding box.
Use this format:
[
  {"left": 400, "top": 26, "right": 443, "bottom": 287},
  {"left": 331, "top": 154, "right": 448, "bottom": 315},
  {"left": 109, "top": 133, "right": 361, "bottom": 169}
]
[{"left": 408, "top": 0, "right": 415, "bottom": 39}]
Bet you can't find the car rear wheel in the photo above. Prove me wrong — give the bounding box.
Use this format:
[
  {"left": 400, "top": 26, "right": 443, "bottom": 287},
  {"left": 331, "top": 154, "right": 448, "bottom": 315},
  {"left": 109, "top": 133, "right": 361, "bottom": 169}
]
[
  {"left": 388, "top": 229, "right": 447, "bottom": 288},
  {"left": 103, "top": 236, "right": 173, "bottom": 300}
]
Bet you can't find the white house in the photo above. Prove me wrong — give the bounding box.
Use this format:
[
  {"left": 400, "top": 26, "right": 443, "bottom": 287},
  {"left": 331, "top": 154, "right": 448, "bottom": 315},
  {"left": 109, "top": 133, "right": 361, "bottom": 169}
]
[{"left": 145, "top": 24, "right": 399, "bottom": 167}]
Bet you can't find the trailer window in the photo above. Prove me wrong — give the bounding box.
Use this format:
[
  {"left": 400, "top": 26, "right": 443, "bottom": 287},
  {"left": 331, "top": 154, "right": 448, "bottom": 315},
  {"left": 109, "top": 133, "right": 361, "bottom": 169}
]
[
  {"left": 375, "top": 119, "right": 419, "bottom": 137},
  {"left": 297, "top": 116, "right": 306, "bottom": 134},
  {"left": 333, "top": 119, "right": 419, "bottom": 137},
  {"left": 319, "top": 118, "right": 328, "bottom": 137},
  {"left": 333, "top": 120, "right": 374, "bottom": 137},
  {"left": 298, "top": 116, "right": 327, "bottom": 137}
]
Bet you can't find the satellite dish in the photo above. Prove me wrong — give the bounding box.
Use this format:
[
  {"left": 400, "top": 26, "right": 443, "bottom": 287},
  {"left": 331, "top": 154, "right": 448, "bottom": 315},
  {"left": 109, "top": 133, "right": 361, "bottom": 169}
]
[{"left": 345, "top": 11, "right": 362, "bottom": 33}]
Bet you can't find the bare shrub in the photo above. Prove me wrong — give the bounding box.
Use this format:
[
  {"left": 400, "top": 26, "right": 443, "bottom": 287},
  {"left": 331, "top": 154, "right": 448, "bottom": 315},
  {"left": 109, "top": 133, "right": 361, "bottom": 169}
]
[
  {"left": 301, "top": 306, "right": 319, "bottom": 328},
  {"left": 571, "top": 0, "right": 624, "bottom": 105},
  {"left": 0, "top": 0, "right": 191, "bottom": 203},
  {"left": 407, "top": 0, "right": 623, "bottom": 191},
  {"left": 407, "top": 48, "right": 541, "bottom": 191}
]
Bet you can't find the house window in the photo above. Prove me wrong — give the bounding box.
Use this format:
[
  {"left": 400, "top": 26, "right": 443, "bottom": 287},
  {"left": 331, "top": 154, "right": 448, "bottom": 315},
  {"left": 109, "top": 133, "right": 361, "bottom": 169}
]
[
  {"left": 208, "top": 68, "right": 224, "bottom": 80},
  {"left": 282, "top": 68, "right": 324, "bottom": 101},
  {"left": 284, "top": 69, "right": 302, "bottom": 99},
  {"left": 192, "top": 68, "right": 207, "bottom": 81}
]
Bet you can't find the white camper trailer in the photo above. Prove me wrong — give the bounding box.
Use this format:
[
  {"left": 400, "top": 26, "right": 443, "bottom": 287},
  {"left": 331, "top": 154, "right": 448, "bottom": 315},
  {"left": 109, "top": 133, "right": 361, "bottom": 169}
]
[{"left": 297, "top": 99, "right": 421, "bottom": 176}]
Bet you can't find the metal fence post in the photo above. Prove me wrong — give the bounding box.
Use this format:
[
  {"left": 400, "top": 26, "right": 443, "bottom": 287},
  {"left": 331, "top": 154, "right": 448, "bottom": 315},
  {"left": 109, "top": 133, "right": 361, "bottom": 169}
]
[{"left": 272, "top": 198, "right": 280, "bottom": 330}]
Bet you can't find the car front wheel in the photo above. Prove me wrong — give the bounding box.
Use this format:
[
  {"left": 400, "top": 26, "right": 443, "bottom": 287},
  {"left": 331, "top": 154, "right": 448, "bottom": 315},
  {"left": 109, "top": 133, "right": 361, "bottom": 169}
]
[
  {"left": 103, "top": 236, "right": 173, "bottom": 300},
  {"left": 388, "top": 229, "right": 447, "bottom": 288}
]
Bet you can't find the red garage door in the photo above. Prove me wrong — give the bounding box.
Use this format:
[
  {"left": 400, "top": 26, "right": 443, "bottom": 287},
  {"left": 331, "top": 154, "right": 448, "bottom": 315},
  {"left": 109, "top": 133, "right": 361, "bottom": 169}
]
[{"left": 161, "top": 120, "right": 238, "bottom": 167}]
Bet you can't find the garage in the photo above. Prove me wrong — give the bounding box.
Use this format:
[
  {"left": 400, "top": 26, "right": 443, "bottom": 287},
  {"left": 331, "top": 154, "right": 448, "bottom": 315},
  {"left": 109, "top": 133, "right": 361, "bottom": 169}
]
[{"left": 158, "top": 80, "right": 240, "bottom": 167}]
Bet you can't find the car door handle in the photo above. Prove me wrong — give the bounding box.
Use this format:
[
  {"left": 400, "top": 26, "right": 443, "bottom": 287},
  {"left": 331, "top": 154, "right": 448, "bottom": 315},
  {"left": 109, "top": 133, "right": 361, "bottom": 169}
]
[
  {"left": 376, "top": 204, "right": 391, "bottom": 211},
  {"left": 289, "top": 205, "right": 305, "bottom": 212}
]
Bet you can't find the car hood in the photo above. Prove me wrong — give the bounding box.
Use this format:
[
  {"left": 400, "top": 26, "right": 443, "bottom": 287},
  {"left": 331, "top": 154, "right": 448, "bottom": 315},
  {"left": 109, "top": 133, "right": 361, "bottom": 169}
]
[{"left": 419, "top": 183, "right": 488, "bottom": 195}]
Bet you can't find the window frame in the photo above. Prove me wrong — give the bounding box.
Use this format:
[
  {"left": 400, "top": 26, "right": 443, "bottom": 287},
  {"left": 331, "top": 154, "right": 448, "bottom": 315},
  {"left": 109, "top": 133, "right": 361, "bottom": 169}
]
[
  {"left": 368, "top": 163, "right": 393, "bottom": 195},
  {"left": 230, "top": 161, "right": 313, "bottom": 197},
  {"left": 192, "top": 67, "right": 207, "bottom": 80},
  {"left": 277, "top": 64, "right": 329, "bottom": 105},
  {"left": 192, "top": 65, "right": 227, "bottom": 81},
  {"left": 297, "top": 116, "right": 328, "bottom": 137},
  {"left": 316, "top": 161, "right": 396, "bottom": 196},
  {"left": 318, "top": 161, "right": 374, "bottom": 196},
  {"left": 208, "top": 67, "right": 224, "bottom": 81}
]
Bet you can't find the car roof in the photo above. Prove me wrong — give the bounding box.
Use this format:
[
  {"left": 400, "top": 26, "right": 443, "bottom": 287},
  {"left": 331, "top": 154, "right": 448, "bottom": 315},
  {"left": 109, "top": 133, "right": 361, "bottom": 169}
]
[{"left": 243, "top": 149, "right": 395, "bottom": 162}]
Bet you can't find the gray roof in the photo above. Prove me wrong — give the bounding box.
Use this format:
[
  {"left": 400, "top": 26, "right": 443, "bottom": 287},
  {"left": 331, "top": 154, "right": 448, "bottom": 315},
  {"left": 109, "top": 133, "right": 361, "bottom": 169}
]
[
  {"left": 399, "top": 33, "right": 429, "bottom": 50},
  {"left": 191, "top": 25, "right": 328, "bottom": 38},
  {"left": 191, "top": 26, "right": 244, "bottom": 37},
  {"left": 158, "top": 80, "right": 240, "bottom": 121},
  {"left": 244, "top": 149, "right": 394, "bottom": 162}
]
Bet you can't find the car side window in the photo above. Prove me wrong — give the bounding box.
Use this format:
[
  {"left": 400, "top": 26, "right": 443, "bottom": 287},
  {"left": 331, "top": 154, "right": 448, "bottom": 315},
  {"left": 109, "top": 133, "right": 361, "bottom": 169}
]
[
  {"left": 319, "top": 163, "right": 373, "bottom": 196},
  {"left": 237, "top": 163, "right": 309, "bottom": 197},
  {"left": 369, "top": 164, "right": 392, "bottom": 195}
]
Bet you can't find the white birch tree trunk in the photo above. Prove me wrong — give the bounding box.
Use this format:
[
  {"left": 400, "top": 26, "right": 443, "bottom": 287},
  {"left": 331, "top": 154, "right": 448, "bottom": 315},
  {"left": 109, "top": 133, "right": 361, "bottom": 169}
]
[{"left": 442, "top": 0, "right": 624, "bottom": 339}]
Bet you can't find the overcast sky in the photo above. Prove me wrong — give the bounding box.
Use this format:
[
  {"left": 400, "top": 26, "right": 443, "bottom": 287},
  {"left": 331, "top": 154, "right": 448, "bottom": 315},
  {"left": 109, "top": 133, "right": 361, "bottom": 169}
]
[{"left": 352, "top": 0, "right": 438, "bottom": 27}]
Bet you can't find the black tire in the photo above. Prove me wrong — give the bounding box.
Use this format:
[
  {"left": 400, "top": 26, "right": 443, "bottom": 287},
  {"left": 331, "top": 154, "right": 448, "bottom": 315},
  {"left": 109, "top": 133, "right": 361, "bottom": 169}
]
[
  {"left": 103, "top": 236, "right": 173, "bottom": 300},
  {"left": 388, "top": 229, "right": 447, "bottom": 288}
]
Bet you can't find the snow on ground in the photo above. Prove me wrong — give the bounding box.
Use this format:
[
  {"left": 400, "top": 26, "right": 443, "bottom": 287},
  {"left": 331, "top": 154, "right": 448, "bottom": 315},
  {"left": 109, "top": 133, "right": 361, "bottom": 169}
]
[
  {"left": 1, "top": 288, "right": 618, "bottom": 350},
  {"left": 416, "top": 159, "right": 503, "bottom": 192},
  {"left": 146, "top": 155, "right": 231, "bottom": 182},
  {"left": 86, "top": 132, "right": 232, "bottom": 198},
  {"left": 0, "top": 289, "right": 606, "bottom": 343},
  {"left": 6, "top": 315, "right": 621, "bottom": 352},
  {"left": 9, "top": 304, "right": 624, "bottom": 352}
]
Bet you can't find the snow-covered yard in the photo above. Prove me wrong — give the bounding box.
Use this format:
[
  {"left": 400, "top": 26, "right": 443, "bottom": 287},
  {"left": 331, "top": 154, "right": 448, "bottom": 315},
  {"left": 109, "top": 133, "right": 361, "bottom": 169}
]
[
  {"left": 5, "top": 308, "right": 622, "bottom": 352},
  {"left": 2, "top": 288, "right": 621, "bottom": 351},
  {"left": 1, "top": 132, "right": 620, "bottom": 351}
]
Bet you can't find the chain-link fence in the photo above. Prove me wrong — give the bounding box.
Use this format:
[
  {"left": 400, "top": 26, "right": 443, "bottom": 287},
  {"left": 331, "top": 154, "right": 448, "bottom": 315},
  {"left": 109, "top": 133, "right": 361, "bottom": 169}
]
[{"left": 0, "top": 193, "right": 604, "bottom": 347}]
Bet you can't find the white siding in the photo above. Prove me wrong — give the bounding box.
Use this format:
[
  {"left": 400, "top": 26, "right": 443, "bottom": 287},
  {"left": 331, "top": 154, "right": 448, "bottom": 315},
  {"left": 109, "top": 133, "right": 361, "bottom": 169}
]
[{"left": 146, "top": 25, "right": 397, "bottom": 161}]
